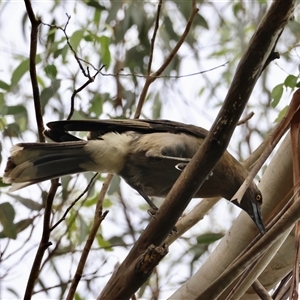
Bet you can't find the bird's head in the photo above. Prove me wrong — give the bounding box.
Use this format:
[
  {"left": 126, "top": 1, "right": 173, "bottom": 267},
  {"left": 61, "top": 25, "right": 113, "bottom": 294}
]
[{"left": 231, "top": 185, "right": 265, "bottom": 235}]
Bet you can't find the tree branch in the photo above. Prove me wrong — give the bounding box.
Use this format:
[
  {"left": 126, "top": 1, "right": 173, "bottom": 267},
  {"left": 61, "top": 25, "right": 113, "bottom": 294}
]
[
  {"left": 134, "top": 0, "right": 199, "bottom": 119},
  {"left": 24, "top": 0, "right": 44, "bottom": 141},
  {"left": 23, "top": 179, "right": 59, "bottom": 299},
  {"left": 147, "top": 0, "right": 162, "bottom": 76},
  {"left": 65, "top": 174, "right": 112, "bottom": 300}
]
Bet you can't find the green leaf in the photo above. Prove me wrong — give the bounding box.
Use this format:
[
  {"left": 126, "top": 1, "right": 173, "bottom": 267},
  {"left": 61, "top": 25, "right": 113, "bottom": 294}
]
[
  {"left": 6, "top": 105, "right": 27, "bottom": 116},
  {"left": 271, "top": 84, "right": 284, "bottom": 108},
  {"left": 44, "top": 64, "right": 58, "bottom": 79},
  {"left": 233, "top": 2, "right": 245, "bottom": 17},
  {"left": 106, "top": 1, "right": 122, "bottom": 24},
  {"left": 11, "top": 60, "right": 29, "bottom": 88},
  {"left": 274, "top": 105, "right": 288, "bottom": 123},
  {"left": 70, "top": 29, "right": 85, "bottom": 52},
  {"left": 164, "top": 16, "right": 179, "bottom": 41},
  {"left": 53, "top": 46, "right": 66, "bottom": 59},
  {"left": 9, "top": 195, "right": 43, "bottom": 211},
  {"left": 67, "top": 209, "right": 77, "bottom": 233},
  {"left": 86, "top": 0, "right": 106, "bottom": 11},
  {"left": 196, "top": 233, "right": 224, "bottom": 244},
  {"left": 89, "top": 94, "right": 103, "bottom": 117},
  {"left": 96, "top": 234, "right": 112, "bottom": 250},
  {"left": 40, "top": 79, "right": 61, "bottom": 111},
  {"left": 46, "top": 23, "right": 56, "bottom": 47},
  {"left": 37, "top": 76, "right": 46, "bottom": 89},
  {"left": 10, "top": 55, "right": 41, "bottom": 88},
  {"left": 0, "top": 143, "right": 2, "bottom": 166},
  {"left": 0, "top": 93, "right": 4, "bottom": 110},
  {"left": 0, "top": 218, "right": 33, "bottom": 239},
  {"left": 84, "top": 34, "right": 93, "bottom": 42},
  {"left": 0, "top": 80, "right": 10, "bottom": 91},
  {"left": 83, "top": 196, "right": 98, "bottom": 208},
  {"left": 108, "top": 235, "right": 126, "bottom": 247},
  {"left": 3, "top": 123, "right": 21, "bottom": 137},
  {"left": 196, "top": 14, "right": 209, "bottom": 30},
  {"left": 98, "top": 36, "right": 111, "bottom": 67},
  {"left": 78, "top": 214, "right": 89, "bottom": 244},
  {"left": 0, "top": 202, "right": 15, "bottom": 222},
  {"left": 74, "top": 293, "right": 84, "bottom": 300},
  {"left": 103, "top": 197, "right": 113, "bottom": 209},
  {"left": 93, "top": 6, "right": 102, "bottom": 27},
  {"left": 152, "top": 93, "right": 162, "bottom": 119},
  {"left": 0, "top": 202, "right": 16, "bottom": 239},
  {"left": 14, "top": 218, "right": 33, "bottom": 234},
  {"left": 5, "top": 287, "right": 20, "bottom": 298},
  {"left": 284, "top": 74, "right": 298, "bottom": 88}
]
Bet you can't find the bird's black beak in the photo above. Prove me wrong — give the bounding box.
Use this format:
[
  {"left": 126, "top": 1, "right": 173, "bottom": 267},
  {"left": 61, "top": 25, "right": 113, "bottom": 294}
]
[
  {"left": 249, "top": 201, "right": 266, "bottom": 235},
  {"left": 232, "top": 198, "right": 266, "bottom": 235}
]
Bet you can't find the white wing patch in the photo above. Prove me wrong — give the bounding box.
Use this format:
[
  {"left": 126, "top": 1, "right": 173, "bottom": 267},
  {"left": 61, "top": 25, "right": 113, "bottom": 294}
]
[{"left": 82, "top": 132, "right": 133, "bottom": 173}]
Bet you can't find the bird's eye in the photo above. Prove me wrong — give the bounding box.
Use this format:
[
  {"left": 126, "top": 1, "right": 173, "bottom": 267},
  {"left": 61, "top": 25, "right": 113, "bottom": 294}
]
[{"left": 256, "top": 194, "right": 262, "bottom": 203}]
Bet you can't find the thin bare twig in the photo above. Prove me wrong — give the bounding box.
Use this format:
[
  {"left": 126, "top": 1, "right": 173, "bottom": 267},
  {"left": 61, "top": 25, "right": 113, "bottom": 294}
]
[
  {"left": 134, "top": 0, "right": 199, "bottom": 119},
  {"left": 118, "top": 192, "right": 137, "bottom": 242},
  {"left": 102, "top": 62, "right": 228, "bottom": 79},
  {"left": 23, "top": 179, "right": 60, "bottom": 300},
  {"left": 41, "top": 16, "right": 105, "bottom": 120},
  {"left": 40, "top": 177, "right": 99, "bottom": 272},
  {"left": 50, "top": 173, "right": 99, "bottom": 231},
  {"left": 147, "top": 0, "right": 162, "bottom": 76},
  {"left": 67, "top": 65, "right": 105, "bottom": 120},
  {"left": 42, "top": 15, "right": 88, "bottom": 78}
]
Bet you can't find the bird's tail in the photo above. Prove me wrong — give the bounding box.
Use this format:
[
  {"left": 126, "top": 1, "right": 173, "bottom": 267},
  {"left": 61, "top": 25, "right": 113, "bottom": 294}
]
[{"left": 3, "top": 141, "right": 91, "bottom": 191}]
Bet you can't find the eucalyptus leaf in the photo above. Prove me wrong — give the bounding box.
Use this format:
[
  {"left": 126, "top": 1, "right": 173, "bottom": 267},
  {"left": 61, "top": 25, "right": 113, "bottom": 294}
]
[
  {"left": 0, "top": 202, "right": 16, "bottom": 239},
  {"left": 271, "top": 84, "right": 284, "bottom": 108},
  {"left": 11, "top": 55, "right": 41, "bottom": 88},
  {"left": 0, "top": 80, "right": 10, "bottom": 91},
  {"left": 9, "top": 194, "right": 43, "bottom": 211}
]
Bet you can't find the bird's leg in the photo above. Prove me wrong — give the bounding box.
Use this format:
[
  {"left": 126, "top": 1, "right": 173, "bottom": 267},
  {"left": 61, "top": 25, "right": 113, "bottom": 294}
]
[
  {"left": 138, "top": 190, "right": 178, "bottom": 234},
  {"left": 148, "top": 207, "right": 159, "bottom": 217},
  {"left": 137, "top": 190, "right": 159, "bottom": 215}
]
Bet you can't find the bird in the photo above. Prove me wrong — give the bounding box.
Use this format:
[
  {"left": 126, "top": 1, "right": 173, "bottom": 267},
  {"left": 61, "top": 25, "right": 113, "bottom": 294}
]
[{"left": 3, "top": 119, "right": 265, "bottom": 234}]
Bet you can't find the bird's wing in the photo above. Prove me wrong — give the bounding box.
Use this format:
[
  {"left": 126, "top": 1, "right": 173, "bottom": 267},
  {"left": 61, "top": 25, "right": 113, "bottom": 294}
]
[
  {"left": 44, "top": 128, "right": 83, "bottom": 142},
  {"left": 46, "top": 119, "right": 209, "bottom": 140}
]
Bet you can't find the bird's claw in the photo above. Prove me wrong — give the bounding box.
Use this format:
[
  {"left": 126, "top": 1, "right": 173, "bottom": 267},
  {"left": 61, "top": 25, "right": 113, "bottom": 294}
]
[{"left": 147, "top": 207, "right": 158, "bottom": 217}]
